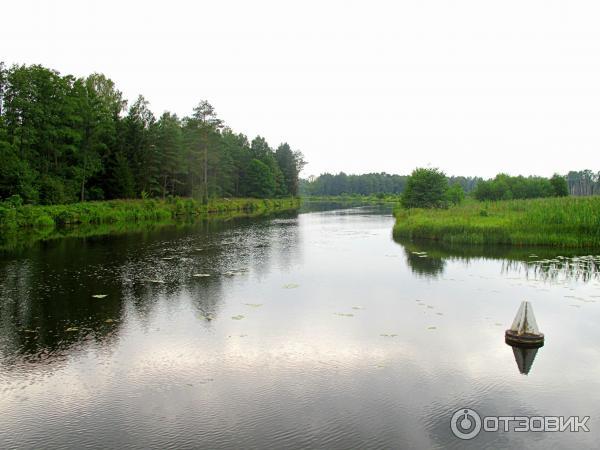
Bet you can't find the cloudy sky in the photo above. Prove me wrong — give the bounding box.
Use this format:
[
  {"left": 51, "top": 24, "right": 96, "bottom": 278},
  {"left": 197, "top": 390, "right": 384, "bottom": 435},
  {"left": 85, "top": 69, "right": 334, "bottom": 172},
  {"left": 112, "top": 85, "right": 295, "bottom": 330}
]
[{"left": 2, "top": 0, "right": 599, "bottom": 178}]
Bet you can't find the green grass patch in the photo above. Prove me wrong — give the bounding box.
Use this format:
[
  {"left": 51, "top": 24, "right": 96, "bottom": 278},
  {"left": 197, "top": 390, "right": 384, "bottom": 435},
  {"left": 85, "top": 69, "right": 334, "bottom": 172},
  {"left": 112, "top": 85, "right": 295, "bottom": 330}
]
[
  {"left": 0, "top": 197, "right": 301, "bottom": 231},
  {"left": 393, "top": 197, "right": 600, "bottom": 248}
]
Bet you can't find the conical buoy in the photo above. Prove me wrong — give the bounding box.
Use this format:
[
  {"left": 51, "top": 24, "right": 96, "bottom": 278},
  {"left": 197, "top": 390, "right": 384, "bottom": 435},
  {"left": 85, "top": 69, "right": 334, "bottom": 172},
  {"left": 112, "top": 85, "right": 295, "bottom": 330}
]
[{"left": 505, "top": 301, "right": 544, "bottom": 348}]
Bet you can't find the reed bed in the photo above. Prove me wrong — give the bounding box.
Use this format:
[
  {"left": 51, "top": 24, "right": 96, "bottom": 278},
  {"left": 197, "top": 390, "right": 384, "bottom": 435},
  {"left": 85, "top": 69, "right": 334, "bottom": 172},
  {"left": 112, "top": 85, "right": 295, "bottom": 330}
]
[
  {"left": 0, "top": 197, "right": 301, "bottom": 230},
  {"left": 393, "top": 197, "right": 600, "bottom": 248}
]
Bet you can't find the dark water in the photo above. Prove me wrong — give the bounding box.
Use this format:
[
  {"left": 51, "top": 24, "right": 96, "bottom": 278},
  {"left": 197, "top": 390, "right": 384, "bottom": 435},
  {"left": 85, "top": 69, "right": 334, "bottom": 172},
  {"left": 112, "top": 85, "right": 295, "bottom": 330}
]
[{"left": 1, "top": 205, "right": 599, "bottom": 449}]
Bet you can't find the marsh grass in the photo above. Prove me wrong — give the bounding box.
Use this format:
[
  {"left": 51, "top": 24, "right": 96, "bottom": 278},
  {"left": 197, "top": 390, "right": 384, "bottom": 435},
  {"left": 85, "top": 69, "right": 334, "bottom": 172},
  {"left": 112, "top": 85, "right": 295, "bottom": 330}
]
[
  {"left": 393, "top": 197, "right": 600, "bottom": 247},
  {"left": 0, "top": 197, "right": 301, "bottom": 251},
  {"left": 0, "top": 197, "right": 300, "bottom": 230}
]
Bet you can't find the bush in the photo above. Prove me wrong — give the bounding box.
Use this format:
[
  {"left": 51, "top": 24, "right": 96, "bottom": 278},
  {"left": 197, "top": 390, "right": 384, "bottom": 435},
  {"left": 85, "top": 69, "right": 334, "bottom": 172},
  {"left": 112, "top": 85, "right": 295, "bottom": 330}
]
[
  {"left": 39, "top": 176, "right": 70, "bottom": 205},
  {"left": 35, "top": 214, "right": 55, "bottom": 228},
  {"left": 445, "top": 184, "right": 465, "bottom": 206},
  {"left": 401, "top": 168, "right": 449, "bottom": 209}
]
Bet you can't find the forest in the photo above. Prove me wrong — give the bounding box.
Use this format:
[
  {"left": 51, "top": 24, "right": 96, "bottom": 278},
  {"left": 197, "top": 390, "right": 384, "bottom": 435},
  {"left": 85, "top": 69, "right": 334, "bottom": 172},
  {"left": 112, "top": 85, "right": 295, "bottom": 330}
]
[
  {"left": 302, "top": 170, "right": 599, "bottom": 199},
  {"left": 0, "top": 62, "right": 305, "bottom": 205},
  {"left": 300, "top": 172, "right": 481, "bottom": 196}
]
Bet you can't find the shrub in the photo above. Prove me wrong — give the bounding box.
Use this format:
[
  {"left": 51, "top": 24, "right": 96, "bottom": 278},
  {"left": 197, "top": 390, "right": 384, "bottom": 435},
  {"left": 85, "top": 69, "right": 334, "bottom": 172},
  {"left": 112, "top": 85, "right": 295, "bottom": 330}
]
[{"left": 401, "top": 168, "right": 449, "bottom": 209}]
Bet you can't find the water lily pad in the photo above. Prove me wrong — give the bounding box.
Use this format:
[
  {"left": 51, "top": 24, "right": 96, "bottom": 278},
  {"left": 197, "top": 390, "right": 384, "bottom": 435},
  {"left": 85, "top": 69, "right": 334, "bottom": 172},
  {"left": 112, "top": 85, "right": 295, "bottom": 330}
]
[
  {"left": 231, "top": 315, "right": 245, "bottom": 320},
  {"left": 92, "top": 294, "right": 107, "bottom": 299},
  {"left": 283, "top": 283, "right": 299, "bottom": 289}
]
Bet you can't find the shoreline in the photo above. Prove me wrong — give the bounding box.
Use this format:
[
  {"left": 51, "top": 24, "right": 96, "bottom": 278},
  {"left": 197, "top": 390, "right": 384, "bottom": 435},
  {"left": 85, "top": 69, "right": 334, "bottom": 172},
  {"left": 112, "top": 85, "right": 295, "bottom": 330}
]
[
  {"left": 0, "top": 197, "right": 301, "bottom": 251},
  {"left": 392, "top": 196, "right": 600, "bottom": 248}
]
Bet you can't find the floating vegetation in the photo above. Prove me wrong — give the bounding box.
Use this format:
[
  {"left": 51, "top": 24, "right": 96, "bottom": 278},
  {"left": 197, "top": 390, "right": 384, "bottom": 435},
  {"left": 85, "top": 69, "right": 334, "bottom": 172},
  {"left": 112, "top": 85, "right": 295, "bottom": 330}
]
[
  {"left": 243, "top": 303, "right": 263, "bottom": 308},
  {"left": 231, "top": 315, "right": 245, "bottom": 320},
  {"left": 192, "top": 273, "right": 211, "bottom": 278},
  {"left": 427, "top": 326, "right": 437, "bottom": 330},
  {"left": 334, "top": 313, "right": 354, "bottom": 317},
  {"left": 65, "top": 327, "right": 79, "bottom": 332},
  {"left": 282, "top": 283, "right": 300, "bottom": 289},
  {"left": 92, "top": 294, "right": 107, "bottom": 299},
  {"left": 197, "top": 313, "right": 214, "bottom": 321}
]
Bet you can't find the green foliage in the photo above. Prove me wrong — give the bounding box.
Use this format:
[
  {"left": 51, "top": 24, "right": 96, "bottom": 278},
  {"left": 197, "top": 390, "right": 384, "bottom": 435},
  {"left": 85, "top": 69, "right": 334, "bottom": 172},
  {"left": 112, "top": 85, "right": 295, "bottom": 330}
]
[
  {"left": 0, "top": 62, "right": 305, "bottom": 206},
  {"left": 401, "top": 168, "right": 449, "bottom": 209},
  {"left": 0, "top": 197, "right": 300, "bottom": 231},
  {"left": 550, "top": 173, "right": 569, "bottom": 197},
  {"left": 246, "top": 159, "right": 276, "bottom": 198},
  {"left": 393, "top": 197, "right": 600, "bottom": 247},
  {"left": 445, "top": 184, "right": 465, "bottom": 205},
  {"left": 473, "top": 174, "right": 558, "bottom": 201},
  {"left": 302, "top": 172, "right": 408, "bottom": 196}
]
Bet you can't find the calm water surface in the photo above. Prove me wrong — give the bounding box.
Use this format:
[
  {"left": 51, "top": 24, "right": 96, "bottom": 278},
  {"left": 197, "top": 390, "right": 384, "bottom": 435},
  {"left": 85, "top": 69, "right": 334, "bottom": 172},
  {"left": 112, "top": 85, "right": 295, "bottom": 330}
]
[{"left": 1, "top": 205, "right": 599, "bottom": 449}]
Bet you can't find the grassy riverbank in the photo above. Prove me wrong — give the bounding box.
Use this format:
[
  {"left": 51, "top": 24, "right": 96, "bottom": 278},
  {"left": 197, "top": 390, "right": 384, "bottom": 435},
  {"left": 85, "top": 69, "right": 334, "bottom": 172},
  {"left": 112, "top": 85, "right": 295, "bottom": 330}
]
[
  {"left": 0, "top": 197, "right": 301, "bottom": 230},
  {"left": 393, "top": 196, "right": 600, "bottom": 248}
]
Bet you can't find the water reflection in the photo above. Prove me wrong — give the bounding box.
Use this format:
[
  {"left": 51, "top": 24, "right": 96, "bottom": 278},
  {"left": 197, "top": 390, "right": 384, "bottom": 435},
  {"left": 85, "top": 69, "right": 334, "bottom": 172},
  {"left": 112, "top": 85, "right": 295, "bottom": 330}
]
[
  {"left": 510, "top": 346, "right": 541, "bottom": 375},
  {"left": 1, "top": 206, "right": 599, "bottom": 449},
  {"left": 395, "top": 236, "right": 600, "bottom": 282},
  {"left": 0, "top": 212, "right": 301, "bottom": 370}
]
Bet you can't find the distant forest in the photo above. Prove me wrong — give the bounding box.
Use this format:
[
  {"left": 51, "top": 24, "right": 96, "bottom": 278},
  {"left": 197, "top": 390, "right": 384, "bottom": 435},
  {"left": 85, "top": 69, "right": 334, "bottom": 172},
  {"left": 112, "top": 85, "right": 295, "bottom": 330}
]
[
  {"left": 301, "top": 173, "right": 481, "bottom": 196},
  {"left": 301, "top": 170, "right": 599, "bottom": 198},
  {"left": 0, "top": 62, "right": 305, "bottom": 205}
]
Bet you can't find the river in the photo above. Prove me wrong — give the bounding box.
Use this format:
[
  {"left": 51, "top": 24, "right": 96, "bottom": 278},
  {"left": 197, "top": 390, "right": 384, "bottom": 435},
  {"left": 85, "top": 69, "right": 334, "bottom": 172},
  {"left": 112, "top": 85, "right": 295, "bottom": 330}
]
[{"left": 1, "top": 205, "right": 599, "bottom": 449}]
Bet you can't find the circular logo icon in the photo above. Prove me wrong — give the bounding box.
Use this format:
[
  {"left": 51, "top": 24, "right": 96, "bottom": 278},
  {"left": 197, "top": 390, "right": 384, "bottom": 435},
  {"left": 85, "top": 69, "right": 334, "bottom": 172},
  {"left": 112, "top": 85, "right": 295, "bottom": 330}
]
[{"left": 450, "top": 408, "right": 482, "bottom": 440}]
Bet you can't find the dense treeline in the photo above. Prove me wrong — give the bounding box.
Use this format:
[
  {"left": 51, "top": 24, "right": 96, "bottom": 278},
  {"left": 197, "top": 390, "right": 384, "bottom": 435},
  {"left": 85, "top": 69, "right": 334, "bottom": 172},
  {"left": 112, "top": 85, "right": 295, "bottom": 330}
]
[
  {"left": 301, "top": 172, "right": 482, "bottom": 197},
  {"left": 472, "top": 173, "right": 568, "bottom": 201},
  {"left": 566, "top": 170, "right": 600, "bottom": 196},
  {"left": 0, "top": 62, "right": 305, "bottom": 205},
  {"left": 300, "top": 172, "right": 408, "bottom": 196},
  {"left": 303, "top": 171, "right": 597, "bottom": 203}
]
